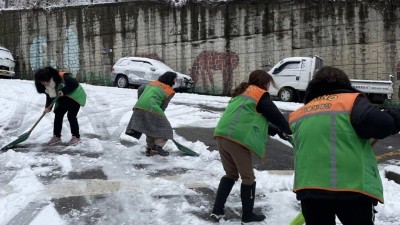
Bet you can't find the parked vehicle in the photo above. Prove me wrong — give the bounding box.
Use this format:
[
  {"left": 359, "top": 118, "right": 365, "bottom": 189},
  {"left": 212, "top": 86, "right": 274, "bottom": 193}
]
[
  {"left": 0, "top": 47, "right": 16, "bottom": 78},
  {"left": 110, "top": 57, "right": 194, "bottom": 92},
  {"left": 268, "top": 56, "right": 393, "bottom": 104}
]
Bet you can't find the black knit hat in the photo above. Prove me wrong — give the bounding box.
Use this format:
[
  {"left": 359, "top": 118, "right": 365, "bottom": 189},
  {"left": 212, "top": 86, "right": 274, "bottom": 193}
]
[
  {"left": 158, "top": 71, "right": 177, "bottom": 87},
  {"left": 304, "top": 66, "right": 361, "bottom": 103}
]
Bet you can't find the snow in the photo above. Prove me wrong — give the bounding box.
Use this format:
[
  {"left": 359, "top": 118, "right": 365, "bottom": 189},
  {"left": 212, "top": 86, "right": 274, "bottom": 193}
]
[
  {"left": 0, "top": 79, "right": 400, "bottom": 225},
  {"left": 385, "top": 165, "right": 400, "bottom": 176}
]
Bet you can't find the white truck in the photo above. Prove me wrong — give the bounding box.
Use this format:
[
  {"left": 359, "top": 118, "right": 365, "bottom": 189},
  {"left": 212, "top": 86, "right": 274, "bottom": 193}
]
[{"left": 268, "top": 56, "right": 394, "bottom": 104}]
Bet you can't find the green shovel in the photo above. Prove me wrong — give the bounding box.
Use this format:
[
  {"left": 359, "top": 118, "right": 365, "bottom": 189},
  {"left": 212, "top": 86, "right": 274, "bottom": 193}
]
[
  {"left": 1, "top": 97, "right": 59, "bottom": 151},
  {"left": 172, "top": 139, "right": 199, "bottom": 156}
]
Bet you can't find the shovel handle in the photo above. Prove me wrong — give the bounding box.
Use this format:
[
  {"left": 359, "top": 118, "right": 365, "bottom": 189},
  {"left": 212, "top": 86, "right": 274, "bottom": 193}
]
[
  {"left": 28, "top": 96, "right": 59, "bottom": 133},
  {"left": 28, "top": 112, "right": 46, "bottom": 133}
]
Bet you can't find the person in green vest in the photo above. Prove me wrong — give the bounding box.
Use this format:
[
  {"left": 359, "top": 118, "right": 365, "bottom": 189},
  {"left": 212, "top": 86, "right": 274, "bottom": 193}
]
[
  {"left": 34, "top": 66, "right": 87, "bottom": 146},
  {"left": 125, "top": 71, "right": 177, "bottom": 156},
  {"left": 288, "top": 66, "right": 400, "bottom": 225},
  {"left": 211, "top": 70, "right": 292, "bottom": 224}
]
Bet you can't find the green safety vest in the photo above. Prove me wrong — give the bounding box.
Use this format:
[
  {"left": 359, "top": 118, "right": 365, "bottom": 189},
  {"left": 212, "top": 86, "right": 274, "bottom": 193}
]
[
  {"left": 214, "top": 85, "right": 269, "bottom": 158},
  {"left": 289, "top": 93, "right": 383, "bottom": 203},
  {"left": 56, "top": 72, "right": 86, "bottom": 107},
  {"left": 134, "top": 80, "right": 175, "bottom": 116}
]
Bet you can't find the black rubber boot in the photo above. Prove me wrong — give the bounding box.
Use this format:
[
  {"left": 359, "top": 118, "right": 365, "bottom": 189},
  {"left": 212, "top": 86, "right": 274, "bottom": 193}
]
[
  {"left": 241, "top": 182, "right": 266, "bottom": 224},
  {"left": 152, "top": 145, "right": 169, "bottom": 156},
  {"left": 210, "top": 177, "right": 235, "bottom": 221},
  {"left": 145, "top": 147, "right": 153, "bottom": 157}
]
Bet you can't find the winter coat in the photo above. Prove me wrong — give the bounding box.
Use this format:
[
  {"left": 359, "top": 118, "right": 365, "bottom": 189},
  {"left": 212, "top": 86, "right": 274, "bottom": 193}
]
[
  {"left": 289, "top": 93, "right": 384, "bottom": 203},
  {"left": 36, "top": 72, "right": 86, "bottom": 109},
  {"left": 214, "top": 85, "right": 291, "bottom": 158},
  {"left": 57, "top": 72, "right": 86, "bottom": 107},
  {"left": 126, "top": 81, "right": 175, "bottom": 139}
]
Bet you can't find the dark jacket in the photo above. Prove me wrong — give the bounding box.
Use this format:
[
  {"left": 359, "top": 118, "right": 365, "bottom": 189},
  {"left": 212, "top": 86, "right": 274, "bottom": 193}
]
[
  {"left": 257, "top": 92, "right": 292, "bottom": 136},
  {"left": 35, "top": 73, "right": 79, "bottom": 108}
]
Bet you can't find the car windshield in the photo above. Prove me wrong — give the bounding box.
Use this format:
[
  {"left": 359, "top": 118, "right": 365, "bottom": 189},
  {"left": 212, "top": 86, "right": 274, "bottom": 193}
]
[
  {"left": 151, "top": 60, "right": 174, "bottom": 71},
  {"left": 0, "top": 49, "right": 14, "bottom": 60}
]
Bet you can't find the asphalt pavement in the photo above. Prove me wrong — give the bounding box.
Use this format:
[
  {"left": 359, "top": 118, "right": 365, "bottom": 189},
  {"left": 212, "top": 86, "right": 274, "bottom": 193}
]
[{"left": 175, "top": 111, "right": 400, "bottom": 171}]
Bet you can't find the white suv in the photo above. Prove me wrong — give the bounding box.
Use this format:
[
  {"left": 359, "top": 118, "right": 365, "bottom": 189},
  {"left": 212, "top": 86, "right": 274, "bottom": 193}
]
[
  {"left": 0, "top": 47, "right": 16, "bottom": 78},
  {"left": 111, "top": 57, "right": 193, "bottom": 92}
]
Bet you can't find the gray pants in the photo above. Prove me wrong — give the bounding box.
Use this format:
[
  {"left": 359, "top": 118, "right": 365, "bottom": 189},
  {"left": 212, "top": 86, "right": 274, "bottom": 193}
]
[{"left": 216, "top": 137, "right": 255, "bottom": 185}]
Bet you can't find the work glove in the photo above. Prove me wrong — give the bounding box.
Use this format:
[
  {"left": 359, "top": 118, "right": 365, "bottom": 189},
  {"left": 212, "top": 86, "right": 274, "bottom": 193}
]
[
  {"left": 44, "top": 107, "right": 51, "bottom": 113},
  {"left": 386, "top": 109, "right": 400, "bottom": 133},
  {"left": 277, "top": 131, "right": 290, "bottom": 141},
  {"left": 268, "top": 124, "right": 279, "bottom": 136}
]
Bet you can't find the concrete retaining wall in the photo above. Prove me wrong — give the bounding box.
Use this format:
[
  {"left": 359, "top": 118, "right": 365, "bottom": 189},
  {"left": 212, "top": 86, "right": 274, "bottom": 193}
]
[{"left": 0, "top": 0, "right": 399, "bottom": 98}]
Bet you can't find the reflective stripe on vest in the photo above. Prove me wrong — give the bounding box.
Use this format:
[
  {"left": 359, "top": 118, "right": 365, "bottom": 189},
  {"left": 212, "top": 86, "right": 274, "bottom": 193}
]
[{"left": 289, "top": 93, "right": 384, "bottom": 203}]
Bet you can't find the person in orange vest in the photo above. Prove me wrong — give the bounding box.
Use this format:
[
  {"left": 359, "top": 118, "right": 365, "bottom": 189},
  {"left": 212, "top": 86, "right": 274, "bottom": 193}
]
[
  {"left": 211, "top": 70, "right": 292, "bottom": 224},
  {"left": 34, "top": 66, "right": 86, "bottom": 146},
  {"left": 288, "top": 66, "right": 400, "bottom": 225},
  {"left": 125, "top": 71, "right": 177, "bottom": 156}
]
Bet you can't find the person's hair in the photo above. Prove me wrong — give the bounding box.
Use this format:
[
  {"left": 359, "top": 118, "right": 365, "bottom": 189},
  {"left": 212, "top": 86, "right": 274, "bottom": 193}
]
[
  {"left": 303, "top": 66, "right": 361, "bottom": 104},
  {"left": 158, "top": 71, "right": 177, "bottom": 87},
  {"left": 34, "top": 66, "right": 62, "bottom": 93},
  {"left": 231, "top": 70, "right": 276, "bottom": 97}
]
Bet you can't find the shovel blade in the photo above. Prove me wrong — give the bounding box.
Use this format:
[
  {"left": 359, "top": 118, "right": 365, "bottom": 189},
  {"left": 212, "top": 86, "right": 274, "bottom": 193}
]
[
  {"left": 289, "top": 212, "right": 305, "bottom": 225},
  {"left": 1, "top": 132, "right": 31, "bottom": 151},
  {"left": 172, "top": 139, "right": 199, "bottom": 156}
]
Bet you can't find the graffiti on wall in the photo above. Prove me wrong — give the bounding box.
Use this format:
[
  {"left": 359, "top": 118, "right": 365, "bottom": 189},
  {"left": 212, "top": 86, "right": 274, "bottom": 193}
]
[
  {"left": 63, "top": 27, "right": 80, "bottom": 74},
  {"left": 190, "top": 50, "right": 239, "bottom": 95},
  {"left": 29, "top": 26, "right": 80, "bottom": 73},
  {"left": 29, "top": 36, "right": 56, "bottom": 71}
]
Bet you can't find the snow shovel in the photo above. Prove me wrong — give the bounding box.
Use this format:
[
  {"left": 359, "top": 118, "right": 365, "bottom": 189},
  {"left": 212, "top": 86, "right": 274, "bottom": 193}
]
[
  {"left": 289, "top": 211, "right": 305, "bottom": 225},
  {"left": 172, "top": 139, "right": 199, "bottom": 156},
  {"left": 1, "top": 112, "right": 47, "bottom": 150},
  {"left": 1, "top": 97, "right": 59, "bottom": 151}
]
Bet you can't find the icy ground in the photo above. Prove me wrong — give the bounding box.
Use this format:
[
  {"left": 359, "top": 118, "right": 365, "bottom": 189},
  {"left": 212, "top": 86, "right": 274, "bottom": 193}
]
[{"left": 1, "top": 79, "right": 400, "bottom": 225}]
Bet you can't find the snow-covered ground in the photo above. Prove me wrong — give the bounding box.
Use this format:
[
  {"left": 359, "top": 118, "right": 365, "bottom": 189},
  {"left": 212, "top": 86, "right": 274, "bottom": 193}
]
[{"left": 0, "top": 79, "right": 399, "bottom": 225}]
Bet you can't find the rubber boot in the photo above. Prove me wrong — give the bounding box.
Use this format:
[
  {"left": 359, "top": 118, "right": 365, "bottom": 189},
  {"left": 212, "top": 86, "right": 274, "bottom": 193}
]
[
  {"left": 210, "top": 177, "right": 235, "bottom": 221},
  {"left": 241, "top": 182, "right": 266, "bottom": 224}
]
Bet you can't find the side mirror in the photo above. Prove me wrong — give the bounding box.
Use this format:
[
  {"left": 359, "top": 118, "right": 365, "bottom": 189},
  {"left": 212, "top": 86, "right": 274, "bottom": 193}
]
[
  {"left": 150, "top": 67, "right": 156, "bottom": 71},
  {"left": 389, "top": 74, "right": 394, "bottom": 82}
]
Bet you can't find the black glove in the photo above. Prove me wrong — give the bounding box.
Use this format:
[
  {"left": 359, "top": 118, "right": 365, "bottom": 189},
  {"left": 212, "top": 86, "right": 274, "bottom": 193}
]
[
  {"left": 277, "top": 131, "right": 290, "bottom": 141},
  {"left": 268, "top": 123, "right": 282, "bottom": 136},
  {"left": 386, "top": 109, "right": 400, "bottom": 133}
]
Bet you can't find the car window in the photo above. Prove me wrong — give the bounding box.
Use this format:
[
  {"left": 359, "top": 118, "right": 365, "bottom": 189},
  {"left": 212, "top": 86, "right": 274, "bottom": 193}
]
[
  {"left": 281, "top": 62, "right": 301, "bottom": 70},
  {"left": 141, "top": 61, "right": 153, "bottom": 70},
  {"left": 117, "top": 59, "right": 130, "bottom": 66},
  {"left": 273, "top": 61, "right": 301, "bottom": 74},
  {"left": 152, "top": 60, "right": 173, "bottom": 71},
  {"left": 129, "top": 61, "right": 143, "bottom": 67}
]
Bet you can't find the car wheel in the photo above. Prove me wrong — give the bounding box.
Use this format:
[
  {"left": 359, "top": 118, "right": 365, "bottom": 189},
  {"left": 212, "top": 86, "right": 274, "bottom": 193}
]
[
  {"left": 116, "top": 75, "right": 129, "bottom": 88},
  {"left": 278, "top": 87, "right": 295, "bottom": 102}
]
